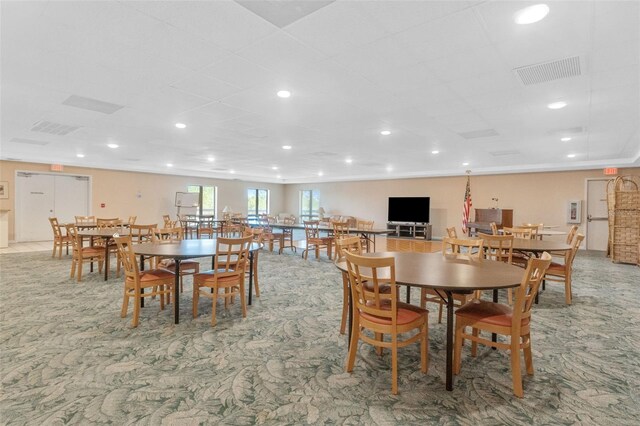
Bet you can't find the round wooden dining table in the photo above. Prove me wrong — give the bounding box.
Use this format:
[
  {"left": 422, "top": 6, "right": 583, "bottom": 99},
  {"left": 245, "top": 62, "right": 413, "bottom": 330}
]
[
  {"left": 335, "top": 251, "right": 525, "bottom": 391},
  {"left": 134, "top": 240, "right": 262, "bottom": 324}
]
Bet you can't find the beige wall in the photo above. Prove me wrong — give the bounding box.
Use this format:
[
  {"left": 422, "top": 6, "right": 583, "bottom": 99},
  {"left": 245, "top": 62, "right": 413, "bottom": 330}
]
[
  {"left": 0, "top": 161, "right": 284, "bottom": 241},
  {"left": 284, "top": 168, "right": 640, "bottom": 239},
  {"left": 2, "top": 160, "right": 638, "bottom": 242}
]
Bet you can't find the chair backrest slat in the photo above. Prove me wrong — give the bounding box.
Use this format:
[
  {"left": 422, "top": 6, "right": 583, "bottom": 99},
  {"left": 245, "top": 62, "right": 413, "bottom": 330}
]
[{"left": 345, "top": 252, "right": 396, "bottom": 322}]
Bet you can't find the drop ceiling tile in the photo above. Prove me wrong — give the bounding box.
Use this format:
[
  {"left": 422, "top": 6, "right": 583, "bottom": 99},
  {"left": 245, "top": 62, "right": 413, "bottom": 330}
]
[{"left": 201, "top": 55, "right": 277, "bottom": 90}]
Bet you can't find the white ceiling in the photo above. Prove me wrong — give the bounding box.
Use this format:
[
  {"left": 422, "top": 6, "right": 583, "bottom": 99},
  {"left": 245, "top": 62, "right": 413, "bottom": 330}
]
[{"left": 1, "top": 0, "right": 638, "bottom": 183}]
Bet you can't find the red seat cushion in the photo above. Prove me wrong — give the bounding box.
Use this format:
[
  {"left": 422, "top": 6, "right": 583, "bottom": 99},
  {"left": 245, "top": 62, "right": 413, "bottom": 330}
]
[
  {"left": 456, "top": 300, "right": 529, "bottom": 327},
  {"left": 546, "top": 262, "right": 566, "bottom": 274},
  {"left": 140, "top": 269, "right": 174, "bottom": 281}
]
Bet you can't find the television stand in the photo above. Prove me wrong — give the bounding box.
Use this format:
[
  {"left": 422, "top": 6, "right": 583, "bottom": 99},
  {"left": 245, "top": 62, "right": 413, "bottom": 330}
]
[{"left": 387, "top": 222, "right": 432, "bottom": 240}]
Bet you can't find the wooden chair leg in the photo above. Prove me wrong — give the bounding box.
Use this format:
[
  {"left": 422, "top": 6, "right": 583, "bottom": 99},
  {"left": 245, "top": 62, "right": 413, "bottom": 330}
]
[
  {"left": 211, "top": 287, "right": 218, "bottom": 326},
  {"left": 523, "top": 334, "right": 534, "bottom": 375},
  {"left": 565, "top": 274, "right": 572, "bottom": 305},
  {"left": 346, "top": 315, "right": 359, "bottom": 372},
  {"left": 454, "top": 321, "right": 464, "bottom": 374},
  {"left": 192, "top": 283, "right": 199, "bottom": 318},
  {"left": 471, "top": 328, "right": 479, "bottom": 356},
  {"left": 510, "top": 338, "right": 523, "bottom": 398},
  {"left": 240, "top": 282, "right": 247, "bottom": 318},
  {"left": 132, "top": 294, "right": 141, "bottom": 328},
  {"left": 391, "top": 335, "right": 398, "bottom": 395},
  {"left": 121, "top": 291, "right": 129, "bottom": 318},
  {"left": 339, "top": 274, "right": 348, "bottom": 334},
  {"left": 421, "top": 321, "right": 429, "bottom": 373}
]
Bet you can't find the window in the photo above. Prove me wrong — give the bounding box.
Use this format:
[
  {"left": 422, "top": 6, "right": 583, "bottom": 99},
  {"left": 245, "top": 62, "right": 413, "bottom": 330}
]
[
  {"left": 299, "top": 190, "right": 320, "bottom": 222},
  {"left": 187, "top": 185, "right": 217, "bottom": 216},
  {"left": 247, "top": 188, "right": 269, "bottom": 219}
]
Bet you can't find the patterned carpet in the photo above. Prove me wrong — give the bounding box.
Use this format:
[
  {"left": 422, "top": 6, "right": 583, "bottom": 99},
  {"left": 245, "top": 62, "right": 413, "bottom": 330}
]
[{"left": 1, "top": 249, "right": 638, "bottom": 425}]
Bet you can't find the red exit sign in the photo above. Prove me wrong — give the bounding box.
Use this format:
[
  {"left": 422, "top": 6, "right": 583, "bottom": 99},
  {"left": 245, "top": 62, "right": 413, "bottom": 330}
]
[
  {"left": 50, "top": 164, "right": 64, "bottom": 172},
  {"left": 604, "top": 167, "right": 618, "bottom": 175}
]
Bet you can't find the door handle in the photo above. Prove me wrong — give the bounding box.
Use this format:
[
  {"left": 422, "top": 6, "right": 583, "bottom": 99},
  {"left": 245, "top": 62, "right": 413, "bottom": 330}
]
[{"left": 587, "top": 215, "right": 607, "bottom": 222}]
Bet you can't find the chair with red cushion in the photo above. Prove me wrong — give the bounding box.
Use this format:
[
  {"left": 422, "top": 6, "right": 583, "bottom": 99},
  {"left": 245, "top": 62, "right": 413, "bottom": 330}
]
[
  {"left": 344, "top": 251, "right": 429, "bottom": 395},
  {"left": 153, "top": 227, "right": 200, "bottom": 294},
  {"left": 192, "top": 235, "right": 253, "bottom": 326},
  {"left": 49, "top": 217, "right": 70, "bottom": 258},
  {"left": 113, "top": 235, "right": 175, "bottom": 328},
  {"left": 453, "top": 253, "right": 552, "bottom": 398},
  {"left": 65, "top": 224, "right": 105, "bottom": 282},
  {"left": 544, "top": 234, "right": 584, "bottom": 304}
]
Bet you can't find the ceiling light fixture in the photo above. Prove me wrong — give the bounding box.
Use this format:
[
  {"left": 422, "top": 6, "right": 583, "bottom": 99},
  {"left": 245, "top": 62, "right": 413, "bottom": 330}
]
[
  {"left": 230, "top": 170, "right": 235, "bottom": 174},
  {"left": 561, "top": 137, "right": 572, "bottom": 142},
  {"left": 277, "top": 90, "right": 291, "bottom": 98},
  {"left": 76, "top": 154, "right": 85, "bottom": 158},
  {"left": 272, "top": 166, "right": 279, "bottom": 170},
  {"left": 282, "top": 145, "right": 292, "bottom": 150},
  {"left": 318, "top": 171, "right": 324, "bottom": 176},
  {"left": 547, "top": 101, "right": 567, "bottom": 110},
  {"left": 462, "top": 162, "right": 470, "bottom": 166},
  {"left": 166, "top": 163, "right": 173, "bottom": 167},
  {"left": 431, "top": 150, "right": 440, "bottom": 154},
  {"left": 175, "top": 123, "right": 186, "bottom": 129},
  {"left": 277, "top": 174, "right": 281, "bottom": 179},
  {"left": 207, "top": 156, "right": 215, "bottom": 162},
  {"left": 345, "top": 158, "right": 353, "bottom": 164},
  {"left": 567, "top": 154, "right": 576, "bottom": 158},
  {"left": 380, "top": 130, "right": 391, "bottom": 136},
  {"left": 107, "top": 143, "right": 119, "bottom": 149},
  {"left": 386, "top": 166, "right": 393, "bottom": 172},
  {"left": 514, "top": 4, "right": 550, "bottom": 25}
]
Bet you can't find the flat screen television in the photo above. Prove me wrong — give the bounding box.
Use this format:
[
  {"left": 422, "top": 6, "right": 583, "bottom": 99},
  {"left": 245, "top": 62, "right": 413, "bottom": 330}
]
[{"left": 388, "top": 197, "right": 430, "bottom": 223}]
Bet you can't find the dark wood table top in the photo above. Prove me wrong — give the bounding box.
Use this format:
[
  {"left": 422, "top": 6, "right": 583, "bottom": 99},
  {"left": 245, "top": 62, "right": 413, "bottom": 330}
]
[
  {"left": 251, "top": 221, "right": 392, "bottom": 235},
  {"left": 78, "top": 228, "right": 130, "bottom": 237},
  {"left": 464, "top": 236, "right": 571, "bottom": 252},
  {"left": 134, "top": 240, "right": 262, "bottom": 259},
  {"left": 335, "top": 251, "right": 524, "bottom": 292}
]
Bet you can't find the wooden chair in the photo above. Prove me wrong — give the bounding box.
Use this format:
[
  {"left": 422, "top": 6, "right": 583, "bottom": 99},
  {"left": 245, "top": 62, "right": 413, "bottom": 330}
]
[
  {"left": 453, "top": 253, "right": 552, "bottom": 398},
  {"left": 65, "top": 224, "right": 105, "bottom": 282},
  {"left": 334, "top": 236, "right": 363, "bottom": 335},
  {"left": 490, "top": 222, "right": 498, "bottom": 235},
  {"left": 192, "top": 235, "right": 253, "bottom": 326},
  {"left": 544, "top": 234, "right": 584, "bottom": 305},
  {"left": 344, "top": 251, "right": 429, "bottom": 395},
  {"left": 446, "top": 226, "right": 458, "bottom": 238},
  {"left": 75, "top": 215, "right": 95, "bottom": 224},
  {"left": 245, "top": 227, "right": 263, "bottom": 297},
  {"left": 303, "top": 220, "right": 333, "bottom": 260},
  {"left": 420, "top": 237, "right": 484, "bottom": 323},
  {"left": 153, "top": 227, "right": 200, "bottom": 293},
  {"left": 113, "top": 235, "right": 175, "bottom": 328},
  {"left": 198, "top": 217, "right": 216, "bottom": 239},
  {"left": 356, "top": 220, "right": 374, "bottom": 252},
  {"left": 479, "top": 233, "right": 515, "bottom": 303},
  {"left": 550, "top": 225, "right": 579, "bottom": 257},
  {"left": 48, "top": 217, "right": 70, "bottom": 258},
  {"left": 96, "top": 218, "right": 123, "bottom": 276},
  {"left": 504, "top": 227, "right": 534, "bottom": 239},
  {"left": 130, "top": 223, "right": 157, "bottom": 269}
]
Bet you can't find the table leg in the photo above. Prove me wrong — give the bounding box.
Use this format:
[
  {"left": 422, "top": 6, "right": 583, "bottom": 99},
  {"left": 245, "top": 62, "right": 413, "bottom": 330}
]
[
  {"left": 492, "top": 289, "right": 498, "bottom": 345},
  {"left": 406, "top": 285, "right": 411, "bottom": 303},
  {"left": 174, "top": 259, "right": 181, "bottom": 324},
  {"left": 248, "top": 252, "right": 254, "bottom": 306},
  {"left": 90, "top": 237, "right": 94, "bottom": 272},
  {"left": 139, "top": 253, "right": 145, "bottom": 308},
  {"left": 445, "top": 290, "right": 455, "bottom": 391},
  {"left": 104, "top": 242, "right": 110, "bottom": 281}
]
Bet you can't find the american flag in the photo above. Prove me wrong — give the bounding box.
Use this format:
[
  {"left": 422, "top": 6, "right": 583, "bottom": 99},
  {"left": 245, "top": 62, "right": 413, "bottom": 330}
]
[{"left": 462, "top": 175, "right": 472, "bottom": 234}]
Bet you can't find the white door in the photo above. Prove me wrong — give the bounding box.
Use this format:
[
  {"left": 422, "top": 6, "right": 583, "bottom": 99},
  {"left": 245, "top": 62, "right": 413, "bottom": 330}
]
[
  {"left": 586, "top": 179, "right": 609, "bottom": 251},
  {"left": 54, "top": 175, "right": 90, "bottom": 224},
  {"left": 16, "top": 172, "right": 55, "bottom": 241},
  {"left": 15, "top": 172, "right": 90, "bottom": 241}
]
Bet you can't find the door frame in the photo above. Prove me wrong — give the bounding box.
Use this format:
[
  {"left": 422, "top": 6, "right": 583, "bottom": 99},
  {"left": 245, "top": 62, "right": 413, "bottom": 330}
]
[
  {"left": 15, "top": 170, "right": 93, "bottom": 242},
  {"left": 584, "top": 177, "right": 610, "bottom": 251}
]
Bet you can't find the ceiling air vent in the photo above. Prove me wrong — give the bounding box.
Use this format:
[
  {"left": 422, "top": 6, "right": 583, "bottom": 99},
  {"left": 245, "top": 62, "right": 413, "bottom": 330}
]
[
  {"left": 514, "top": 56, "right": 582, "bottom": 86},
  {"left": 489, "top": 149, "right": 520, "bottom": 156},
  {"left": 458, "top": 129, "right": 499, "bottom": 139},
  {"left": 10, "top": 137, "right": 49, "bottom": 146},
  {"left": 62, "top": 95, "right": 124, "bottom": 114},
  {"left": 31, "top": 121, "right": 80, "bottom": 136}
]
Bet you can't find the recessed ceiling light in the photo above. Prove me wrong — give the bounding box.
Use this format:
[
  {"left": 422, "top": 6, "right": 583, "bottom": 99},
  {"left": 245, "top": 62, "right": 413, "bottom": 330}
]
[
  {"left": 166, "top": 163, "right": 173, "bottom": 167},
  {"left": 386, "top": 166, "right": 393, "bottom": 172},
  {"left": 229, "top": 170, "right": 235, "bottom": 174},
  {"left": 175, "top": 123, "right": 186, "bottom": 129},
  {"left": 277, "top": 90, "right": 291, "bottom": 98},
  {"left": 462, "top": 162, "right": 470, "bottom": 166},
  {"left": 561, "top": 137, "right": 572, "bottom": 142},
  {"left": 272, "top": 166, "right": 279, "bottom": 170},
  {"left": 107, "top": 143, "right": 119, "bottom": 149},
  {"left": 380, "top": 130, "right": 391, "bottom": 136},
  {"left": 345, "top": 158, "right": 353, "bottom": 164},
  {"left": 282, "top": 145, "right": 292, "bottom": 150},
  {"left": 547, "top": 101, "right": 567, "bottom": 110},
  {"left": 207, "top": 156, "right": 215, "bottom": 162},
  {"left": 567, "top": 154, "right": 576, "bottom": 158},
  {"left": 76, "top": 154, "right": 85, "bottom": 158},
  {"left": 514, "top": 4, "right": 550, "bottom": 25},
  {"left": 431, "top": 150, "right": 440, "bottom": 154},
  {"left": 276, "top": 174, "right": 281, "bottom": 179},
  {"left": 318, "top": 171, "right": 324, "bottom": 176}
]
